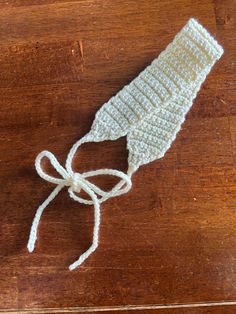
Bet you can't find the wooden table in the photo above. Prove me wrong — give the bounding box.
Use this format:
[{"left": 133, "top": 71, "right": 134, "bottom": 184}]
[{"left": 0, "top": 0, "right": 235, "bottom": 313}]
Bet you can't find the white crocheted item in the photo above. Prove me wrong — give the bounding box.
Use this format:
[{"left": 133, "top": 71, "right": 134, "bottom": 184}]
[{"left": 27, "top": 18, "right": 224, "bottom": 270}]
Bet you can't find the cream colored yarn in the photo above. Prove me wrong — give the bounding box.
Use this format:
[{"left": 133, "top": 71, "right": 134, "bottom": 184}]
[{"left": 27, "top": 18, "right": 224, "bottom": 270}]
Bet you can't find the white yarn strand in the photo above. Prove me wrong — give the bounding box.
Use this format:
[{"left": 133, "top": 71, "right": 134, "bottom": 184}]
[
  {"left": 27, "top": 184, "right": 64, "bottom": 253},
  {"left": 27, "top": 135, "right": 133, "bottom": 270},
  {"left": 68, "top": 181, "right": 100, "bottom": 271}
]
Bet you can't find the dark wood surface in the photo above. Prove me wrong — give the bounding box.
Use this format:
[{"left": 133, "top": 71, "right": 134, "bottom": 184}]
[{"left": 0, "top": 0, "right": 235, "bottom": 313}]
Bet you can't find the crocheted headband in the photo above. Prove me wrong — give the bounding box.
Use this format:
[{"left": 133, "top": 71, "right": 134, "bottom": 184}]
[{"left": 27, "top": 18, "right": 224, "bottom": 270}]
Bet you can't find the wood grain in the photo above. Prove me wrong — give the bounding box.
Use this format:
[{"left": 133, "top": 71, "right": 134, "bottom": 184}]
[{"left": 0, "top": 0, "right": 235, "bottom": 313}]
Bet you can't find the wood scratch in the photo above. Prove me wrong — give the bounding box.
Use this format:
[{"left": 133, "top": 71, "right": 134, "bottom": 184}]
[
  {"left": 78, "top": 40, "right": 84, "bottom": 72},
  {"left": 104, "top": 51, "right": 109, "bottom": 60},
  {"left": 3, "top": 300, "right": 236, "bottom": 313},
  {"left": 220, "top": 98, "right": 228, "bottom": 105},
  {"left": 79, "top": 40, "right": 84, "bottom": 59},
  {"left": 227, "top": 115, "right": 235, "bottom": 163}
]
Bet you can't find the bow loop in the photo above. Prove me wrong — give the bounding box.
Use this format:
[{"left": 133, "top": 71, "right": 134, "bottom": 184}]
[
  {"left": 28, "top": 146, "right": 133, "bottom": 270},
  {"left": 35, "top": 150, "right": 132, "bottom": 202},
  {"left": 35, "top": 150, "right": 70, "bottom": 185}
]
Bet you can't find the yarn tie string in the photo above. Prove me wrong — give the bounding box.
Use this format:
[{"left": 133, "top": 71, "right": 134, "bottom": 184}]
[{"left": 27, "top": 149, "right": 132, "bottom": 271}]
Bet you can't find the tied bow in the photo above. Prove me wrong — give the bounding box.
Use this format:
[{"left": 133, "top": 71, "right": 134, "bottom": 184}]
[{"left": 27, "top": 149, "right": 132, "bottom": 270}]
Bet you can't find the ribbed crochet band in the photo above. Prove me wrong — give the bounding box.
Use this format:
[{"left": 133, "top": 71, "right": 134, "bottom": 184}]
[
  {"left": 27, "top": 18, "right": 224, "bottom": 270},
  {"left": 89, "top": 18, "right": 223, "bottom": 168}
]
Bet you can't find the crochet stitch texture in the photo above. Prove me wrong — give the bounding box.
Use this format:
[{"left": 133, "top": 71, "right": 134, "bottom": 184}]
[
  {"left": 27, "top": 18, "right": 224, "bottom": 270},
  {"left": 90, "top": 18, "right": 223, "bottom": 169}
]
